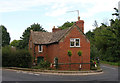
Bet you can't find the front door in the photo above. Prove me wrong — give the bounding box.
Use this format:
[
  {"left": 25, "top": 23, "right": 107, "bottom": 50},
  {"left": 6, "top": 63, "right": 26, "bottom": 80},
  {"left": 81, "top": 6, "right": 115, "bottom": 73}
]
[{"left": 37, "top": 56, "right": 44, "bottom": 64}]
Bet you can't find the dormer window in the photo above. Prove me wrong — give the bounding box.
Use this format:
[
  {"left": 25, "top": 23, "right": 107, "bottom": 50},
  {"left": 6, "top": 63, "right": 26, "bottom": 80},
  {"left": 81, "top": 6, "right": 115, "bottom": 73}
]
[
  {"left": 38, "top": 45, "right": 43, "bottom": 52},
  {"left": 70, "top": 38, "right": 80, "bottom": 47}
]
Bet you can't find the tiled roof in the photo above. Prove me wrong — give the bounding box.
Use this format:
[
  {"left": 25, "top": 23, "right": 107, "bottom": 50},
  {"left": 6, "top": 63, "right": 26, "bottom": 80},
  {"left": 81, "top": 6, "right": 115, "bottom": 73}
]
[{"left": 31, "top": 27, "right": 70, "bottom": 44}]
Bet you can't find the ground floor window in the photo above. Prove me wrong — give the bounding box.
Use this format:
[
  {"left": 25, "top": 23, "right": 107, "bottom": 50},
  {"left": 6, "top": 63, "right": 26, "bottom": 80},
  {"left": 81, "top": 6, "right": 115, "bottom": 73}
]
[{"left": 37, "top": 56, "right": 44, "bottom": 64}]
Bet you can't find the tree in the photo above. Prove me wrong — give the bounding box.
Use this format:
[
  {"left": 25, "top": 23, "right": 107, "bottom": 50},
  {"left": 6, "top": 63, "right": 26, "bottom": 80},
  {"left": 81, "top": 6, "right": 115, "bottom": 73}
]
[
  {"left": 92, "top": 20, "right": 98, "bottom": 28},
  {"left": 86, "top": 30, "right": 95, "bottom": 42},
  {"left": 110, "top": 8, "right": 119, "bottom": 25},
  {"left": 0, "top": 25, "right": 10, "bottom": 47},
  {"left": 67, "top": 50, "right": 72, "bottom": 70},
  {"left": 10, "top": 40, "right": 20, "bottom": 48},
  {"left": 86, "top": 18, "right": 120, "bottom": 62},
  {"left": 19, "top": 23, "right": 46, "bottom": 49},
  {"left": 101, "top": 23, "right": 107, "bottom": 27},
  {"left": 112, "top": 8, "right": 119, "bottom": 17},
  {"left": 58, "top": 21, "right": 74, "bottom": 30},
  {"left": 78, "top": 50, "right": 82, "bottom": 63},
  {"left": 86, "top": 7, "right": 120, "bottom": 62}
]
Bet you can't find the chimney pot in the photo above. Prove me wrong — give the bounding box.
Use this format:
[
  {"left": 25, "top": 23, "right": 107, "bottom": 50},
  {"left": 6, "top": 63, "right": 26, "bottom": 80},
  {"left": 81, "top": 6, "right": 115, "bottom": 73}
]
[
  {"left": 30, "top": 30, "right": 33, "bottom": 32},
  {"left": 78, "top": 16, "right": 80, "bottom": 21},
  {"left": 53, "top": 26, "right": 55, "bottom": 28}
]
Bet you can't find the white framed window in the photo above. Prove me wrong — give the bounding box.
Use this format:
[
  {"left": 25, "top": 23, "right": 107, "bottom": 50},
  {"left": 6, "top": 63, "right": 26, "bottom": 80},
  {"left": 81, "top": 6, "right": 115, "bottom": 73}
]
[
  {"left": 38, "top": 45, "right": 43, "bottom": 52},
  {"left": 70, "top": 38, "right": 80, "bottom": 47}
]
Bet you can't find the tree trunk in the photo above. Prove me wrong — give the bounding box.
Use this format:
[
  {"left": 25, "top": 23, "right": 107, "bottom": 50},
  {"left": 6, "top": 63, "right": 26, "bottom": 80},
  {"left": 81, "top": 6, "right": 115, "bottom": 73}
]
[
  {"left": 69, "top": 57, "right": 71, "bottom": 70},
  {"left": 81, "top": 56, "right": 83, "bottom": 69}
]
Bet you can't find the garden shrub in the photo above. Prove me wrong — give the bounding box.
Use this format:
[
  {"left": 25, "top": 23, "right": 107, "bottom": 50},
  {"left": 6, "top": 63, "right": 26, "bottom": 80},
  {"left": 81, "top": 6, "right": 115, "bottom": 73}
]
[
  {"left": 38, "top": 60, "right": 50, "bottom": 69},
  {"left": 2, "top": 46, "right": 32, "bottom": 68}
]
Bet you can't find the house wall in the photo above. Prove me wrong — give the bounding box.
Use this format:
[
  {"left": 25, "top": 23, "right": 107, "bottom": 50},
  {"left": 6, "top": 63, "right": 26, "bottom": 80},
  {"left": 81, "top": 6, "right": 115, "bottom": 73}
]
[
  {"left": 46, "top": 43, "right": 59, "bottom": 64},
  {"left": 57, "top": 26, "right": 90, "bottom": 70},
  {"left": 34, "top": 45, "right": 47, "bottom": 61}
]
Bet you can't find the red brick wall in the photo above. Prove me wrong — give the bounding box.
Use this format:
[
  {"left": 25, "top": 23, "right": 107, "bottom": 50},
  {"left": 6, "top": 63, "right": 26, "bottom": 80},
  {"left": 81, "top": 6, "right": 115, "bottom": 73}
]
[
  {"left": 57, "top": 26, "right": 90, "bottom": 70},
  {"left": 47, "top": 44, "right": 59, "bottom": 63},
  {"left": 76, "top": 20, "right": 84, "bottom": 33},
  {"left": 34, "top": 45, "right": 47, "bottom": 60}
]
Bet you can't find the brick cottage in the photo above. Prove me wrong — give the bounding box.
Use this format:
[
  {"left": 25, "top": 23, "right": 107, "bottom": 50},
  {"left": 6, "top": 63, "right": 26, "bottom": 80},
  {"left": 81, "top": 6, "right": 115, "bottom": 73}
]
[{"left": 29, "top": 17, "right": 90, "bottom": 70}]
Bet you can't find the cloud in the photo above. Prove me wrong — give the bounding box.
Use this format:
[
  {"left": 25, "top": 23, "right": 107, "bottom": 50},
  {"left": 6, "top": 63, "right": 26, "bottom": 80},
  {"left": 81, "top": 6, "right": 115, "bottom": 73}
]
[
  {"left": 45, "top": 7, "right": 68, "bottom": 17},
  {"left": 0, "top": 0, "right": 119, "bottom": 15},
  {"left": 0, "top": 0, "right": 54, "bottom": 12},
  {"left": 45, "top": 0, "right": 119, "bottom": 17},
  {"left": 80, "top": 0, "right": 119, "bottom": 18}
]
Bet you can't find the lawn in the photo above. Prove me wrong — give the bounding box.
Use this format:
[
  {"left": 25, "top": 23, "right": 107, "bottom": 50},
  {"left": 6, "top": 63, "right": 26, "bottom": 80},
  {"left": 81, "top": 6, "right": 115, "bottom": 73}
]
[{"left": 100, "top": 60, "right": 120, "bottom": 66}]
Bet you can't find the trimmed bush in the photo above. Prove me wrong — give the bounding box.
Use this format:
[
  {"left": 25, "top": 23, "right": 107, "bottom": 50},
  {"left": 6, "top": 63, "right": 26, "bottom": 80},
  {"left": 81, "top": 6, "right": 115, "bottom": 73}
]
[
  {"left": 67, "top": 50, "right": 72, "bottom": 57},
  {"left": 38, "top": 60, "right": 50, "bottom": 69},
  {"left": 2, "top": 46, "right": 32, "bottom": 68},
  {"left": 78, "top": 50, "right": 82, "bottom": 56}
]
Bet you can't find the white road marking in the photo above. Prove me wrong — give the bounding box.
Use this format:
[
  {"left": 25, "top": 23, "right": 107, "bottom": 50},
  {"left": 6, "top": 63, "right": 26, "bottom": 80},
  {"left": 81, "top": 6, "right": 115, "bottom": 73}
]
[
  {"left": 102, "top": 65, "right": 117, "bottom": 70},
  {"left": 17, "top": 71, "right": 40, "bottom": 76},
  {"left": 34, "top": 74, "right": 39, "bottom": 76}
]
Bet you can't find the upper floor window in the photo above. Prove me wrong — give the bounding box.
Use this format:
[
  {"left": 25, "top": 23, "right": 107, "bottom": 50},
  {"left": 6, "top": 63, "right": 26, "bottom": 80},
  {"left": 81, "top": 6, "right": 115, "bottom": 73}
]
[
  {"left": 38, "top": 45, "right": 43, "bottom": 52},
  {"left": 70, "top": 38, "right": 80, "bottom": 47}
]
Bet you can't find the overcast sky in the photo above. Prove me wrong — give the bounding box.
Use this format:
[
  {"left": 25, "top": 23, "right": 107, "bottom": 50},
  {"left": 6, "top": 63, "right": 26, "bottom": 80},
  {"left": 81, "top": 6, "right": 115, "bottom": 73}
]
[{"left": 0, "top": 0, "right": 119, "bottom": 42}]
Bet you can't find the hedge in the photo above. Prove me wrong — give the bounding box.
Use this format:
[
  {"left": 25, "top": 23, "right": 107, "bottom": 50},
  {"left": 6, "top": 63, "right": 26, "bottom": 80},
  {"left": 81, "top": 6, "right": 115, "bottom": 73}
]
[{"left": 2, "top": 46, "right": 33, "bottom": 68}]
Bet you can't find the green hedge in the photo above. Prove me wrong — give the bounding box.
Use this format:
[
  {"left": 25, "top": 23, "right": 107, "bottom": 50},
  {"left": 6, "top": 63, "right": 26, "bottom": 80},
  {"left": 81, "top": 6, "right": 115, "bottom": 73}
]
[{"left": 2, "top": 46, "right": 33, "bottom": 68}]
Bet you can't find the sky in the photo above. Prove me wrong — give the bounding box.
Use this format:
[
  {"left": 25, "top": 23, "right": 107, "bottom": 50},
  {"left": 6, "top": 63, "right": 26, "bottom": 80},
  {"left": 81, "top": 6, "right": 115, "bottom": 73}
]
[{"left": 0, "top": 0, "right": 120, "bottom": 42}]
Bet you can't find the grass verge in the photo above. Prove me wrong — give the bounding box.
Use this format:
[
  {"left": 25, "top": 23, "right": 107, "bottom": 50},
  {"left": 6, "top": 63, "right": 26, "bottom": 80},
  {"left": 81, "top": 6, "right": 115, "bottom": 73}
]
[{"left": 100, "top": 60, "right": 120, "bottom": 66}]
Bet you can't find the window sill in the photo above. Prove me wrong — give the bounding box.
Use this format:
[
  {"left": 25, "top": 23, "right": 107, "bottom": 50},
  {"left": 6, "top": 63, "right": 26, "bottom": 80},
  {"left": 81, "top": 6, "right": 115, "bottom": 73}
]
[
  {"left": 70, "top": 46, "right": 81, "bottom": 48},
  {"left": 38, "top": 51, "right": 42, "bottom": 53}
]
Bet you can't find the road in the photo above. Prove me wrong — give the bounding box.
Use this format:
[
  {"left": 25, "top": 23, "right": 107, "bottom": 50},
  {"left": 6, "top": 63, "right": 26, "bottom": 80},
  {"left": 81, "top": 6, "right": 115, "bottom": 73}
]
[{"left": 2, "top": 64, "right": 119, "bottom": 81}]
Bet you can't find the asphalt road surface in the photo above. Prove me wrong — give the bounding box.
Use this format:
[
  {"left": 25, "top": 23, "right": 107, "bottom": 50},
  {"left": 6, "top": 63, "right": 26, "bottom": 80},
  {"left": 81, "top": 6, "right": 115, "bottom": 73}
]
[{"left": 2, "top": 64, "right": 119, "bottom": 81}]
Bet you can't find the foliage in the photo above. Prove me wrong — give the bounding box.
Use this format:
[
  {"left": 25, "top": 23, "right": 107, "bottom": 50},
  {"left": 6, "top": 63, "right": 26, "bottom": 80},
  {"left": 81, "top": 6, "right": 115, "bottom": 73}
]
[
  {"left": 38, "top": 60, "right": 50, "bottom": 69},
  {"left": 110, "top": 7, "right": 119, "bottom": 25},
  {"left": 90, "top": 45, "right": 100, "bottom": 59},
  {"left": 90, "top": 60, "right": 100, "bottom": 70},
  {"left": 112, "top": 8, "right": 119, "bottom": 17},
  {"left": 19, "top": 23, "right": 46, "bottom": 49},
  {"left": 10, "top": 40, "right": 20, "bottom": 48},
  {"left": 0, "top": 25, "right": 10, "bottom": 47},
  {"left": 78, "top": 50, "right": 82, "bottom": 56},
  {"left": 67, "top": 50, "right": 72, "bottom": 57},
  {"left": 86, "top": 14, "right": 120, "bottom": 63},
  {"left": 92, "top": 20, "right": 98, "bottom": 28},
  {"left": 2, "top": 46, "right": 33, "bottom": 68},
  {"left": 58, "top": 21, "right": 74, "bottom": 30}
]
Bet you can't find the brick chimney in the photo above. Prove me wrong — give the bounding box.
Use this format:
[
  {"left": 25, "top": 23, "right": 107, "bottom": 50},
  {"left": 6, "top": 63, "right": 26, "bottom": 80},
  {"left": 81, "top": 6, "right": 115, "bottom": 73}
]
[
  {"left": 52, "top": 26, "right": 61, "bottom": 32},
  {"left": 76, "top": 16, "right": 84, "bottom": 33}
]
